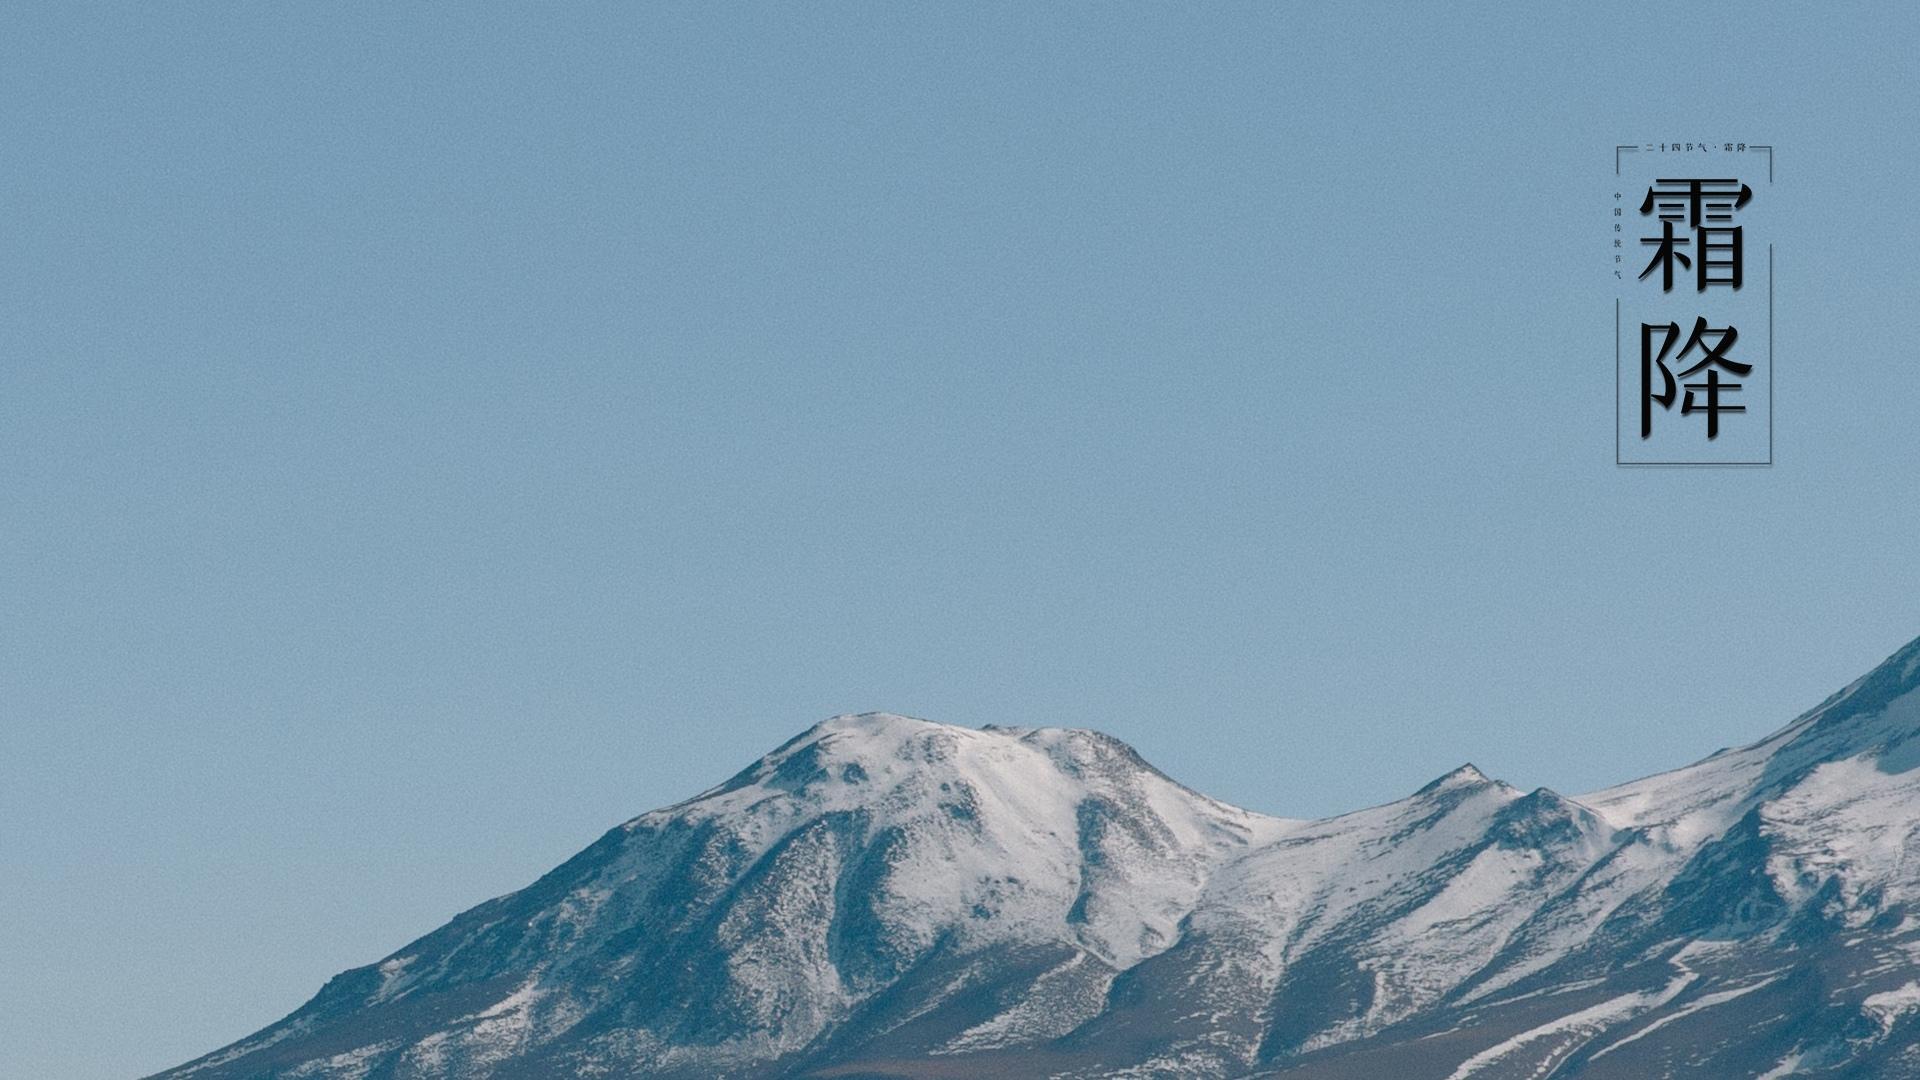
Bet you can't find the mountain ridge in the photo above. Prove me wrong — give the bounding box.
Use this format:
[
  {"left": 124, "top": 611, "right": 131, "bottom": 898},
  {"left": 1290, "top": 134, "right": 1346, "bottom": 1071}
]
[{"left": 153, "top": 636, "right": 1920, "bottom": 1079}]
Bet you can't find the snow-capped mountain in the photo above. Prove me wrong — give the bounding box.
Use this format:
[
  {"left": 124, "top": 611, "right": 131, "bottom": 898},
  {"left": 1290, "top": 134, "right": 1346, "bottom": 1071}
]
[{"left": 154, "top": 635, "right": 1920, "bottom": 1079}]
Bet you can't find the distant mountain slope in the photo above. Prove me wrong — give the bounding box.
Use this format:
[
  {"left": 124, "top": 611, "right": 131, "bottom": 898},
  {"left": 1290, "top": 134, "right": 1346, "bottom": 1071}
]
[{"left": 154, "top": 636, "right": 1920, "bottom": 1079}]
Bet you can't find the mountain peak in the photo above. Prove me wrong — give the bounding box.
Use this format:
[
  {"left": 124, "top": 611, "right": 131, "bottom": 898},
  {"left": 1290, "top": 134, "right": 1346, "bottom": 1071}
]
[
  {"left": 767, "top": 715, "right": 1180, "bottom": 798},
  {"left": 812, "top": 710, "right": 945, "bottom": 734},
  {"left": 787, "top": 710, "right": 955, "bottom": 752},
  {"left": 1414, "top": 762, "right": 1493, "bottom": 795}
]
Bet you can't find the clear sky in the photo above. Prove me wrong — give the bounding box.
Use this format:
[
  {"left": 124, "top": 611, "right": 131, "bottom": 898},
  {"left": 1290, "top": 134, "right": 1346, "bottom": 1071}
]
[{"left": 5, "top": 5, "right": 1919, "bottom": 1078}]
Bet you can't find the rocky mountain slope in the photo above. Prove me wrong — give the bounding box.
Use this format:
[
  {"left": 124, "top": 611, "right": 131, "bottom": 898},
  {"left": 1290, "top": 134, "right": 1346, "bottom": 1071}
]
[{"left": 154, "top": 635, "right": 1920, "bottom": 1078}]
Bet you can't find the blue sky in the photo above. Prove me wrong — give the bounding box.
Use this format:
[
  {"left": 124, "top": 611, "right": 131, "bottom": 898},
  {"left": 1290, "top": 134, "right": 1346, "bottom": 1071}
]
[{"left": 5, "top": 5, "right": 1919, "bottom": 1077}]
